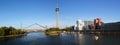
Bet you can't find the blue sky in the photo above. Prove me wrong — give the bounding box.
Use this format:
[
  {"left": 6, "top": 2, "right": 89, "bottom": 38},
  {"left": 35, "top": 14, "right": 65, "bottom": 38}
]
[{"left": 0, "top": 0, "right": 120, "bottom": 28}]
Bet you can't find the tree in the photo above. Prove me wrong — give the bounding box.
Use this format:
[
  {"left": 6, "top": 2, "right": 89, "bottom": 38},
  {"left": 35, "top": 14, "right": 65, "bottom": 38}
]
[
  {"left": 0, "top": 28, "right": 5, "bottom": 36},
  {"left": 0, "top": 26, "right": 27, "bottom": 36}
]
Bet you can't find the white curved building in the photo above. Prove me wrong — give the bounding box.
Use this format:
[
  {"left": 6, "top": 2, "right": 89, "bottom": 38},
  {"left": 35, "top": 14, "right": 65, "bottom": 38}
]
[{"left": 74, "top": 19, "right": 84, "bottom": 30}]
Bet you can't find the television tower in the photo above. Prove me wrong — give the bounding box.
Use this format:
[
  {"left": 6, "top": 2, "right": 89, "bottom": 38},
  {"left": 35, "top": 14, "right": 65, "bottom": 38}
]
[{"left": 55, "top": 1, "right": 59, "bottom": 28}]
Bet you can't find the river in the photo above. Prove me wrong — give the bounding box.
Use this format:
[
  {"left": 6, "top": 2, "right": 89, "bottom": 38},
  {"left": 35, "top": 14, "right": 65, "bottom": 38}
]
[{"left": 0, "top": 32, "right": 120, "bottom": 45}]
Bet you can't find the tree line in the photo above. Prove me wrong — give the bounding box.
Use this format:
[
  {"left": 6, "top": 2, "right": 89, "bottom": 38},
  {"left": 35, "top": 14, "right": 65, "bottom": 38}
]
[{"left": 0, "top": 26, "right": 27, "bottom": 36}]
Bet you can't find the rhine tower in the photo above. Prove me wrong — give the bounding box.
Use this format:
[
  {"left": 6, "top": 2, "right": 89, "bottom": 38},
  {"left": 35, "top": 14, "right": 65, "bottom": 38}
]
[{"left": 55, "top": 0, "right": 59, "bottom": 28}]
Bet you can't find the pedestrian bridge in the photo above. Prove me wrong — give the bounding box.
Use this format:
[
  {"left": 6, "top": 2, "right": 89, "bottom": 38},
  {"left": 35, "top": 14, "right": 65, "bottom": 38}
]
[{"left": 23, "top": 23, "right": 47, "bottom": 32}]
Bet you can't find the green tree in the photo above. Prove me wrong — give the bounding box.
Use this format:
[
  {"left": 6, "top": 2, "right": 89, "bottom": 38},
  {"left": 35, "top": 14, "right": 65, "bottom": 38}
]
[
  {"left": 0, "top": 26, "right": 27, "bottom": 36},
  {"left": 0, "top": 28, "right": 5, "bottom": 36},
  {"left": 49, "top": 28, "right": 60, "bottom": 31}
]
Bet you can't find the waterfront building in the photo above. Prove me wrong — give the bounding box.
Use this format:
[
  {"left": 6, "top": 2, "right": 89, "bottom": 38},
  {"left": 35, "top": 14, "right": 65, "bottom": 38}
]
[
  {"left": 83, "top": 18, "right": 103, "bottom": 30},
  {"left": 84, "top": 20, "right": 94, "bottom": 30},
  {"left": 94, "top": 18, "right": 104, "bottom": 30},
  {"left": 74, "top": 19, "right": 84, "bottom": 30},
  {"left": 103, "top": 22, "right": 120, "bottom": 30}
]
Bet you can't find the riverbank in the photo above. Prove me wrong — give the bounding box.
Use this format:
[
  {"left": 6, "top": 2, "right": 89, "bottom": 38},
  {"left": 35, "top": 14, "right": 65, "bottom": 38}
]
[{"left": 0, "top": 33, "right": 27, "bottom": 38}]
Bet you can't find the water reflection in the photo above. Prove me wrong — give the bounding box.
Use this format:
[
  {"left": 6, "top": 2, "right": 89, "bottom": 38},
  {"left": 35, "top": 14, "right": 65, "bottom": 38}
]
[
  {"left": 94, "top": 35, "right": 99, "bottom": 40},
  {"left": 0, "top": 36, "right": 25, "bottom": 42},
  {"left": 92, "top": 34, "right": 101, "bottom": 41},
  {"left": 74, "top": 32, "right": 84, "bottom": 45},
  {"left": 0, "top": 32, "right": 120, "bottom": 45},
  {"left": 62, "top": 32, "right": 85, "bottom": 45}
]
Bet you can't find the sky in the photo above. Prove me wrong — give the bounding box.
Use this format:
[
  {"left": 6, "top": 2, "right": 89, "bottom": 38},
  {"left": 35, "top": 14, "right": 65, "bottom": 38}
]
[{"left": 0, "top": 0, "right": 120, "bottom": 29}]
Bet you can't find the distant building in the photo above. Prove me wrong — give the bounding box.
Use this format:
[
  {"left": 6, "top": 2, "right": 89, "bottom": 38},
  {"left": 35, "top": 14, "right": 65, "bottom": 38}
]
[
  {"left": 103, "top": 22, "right": 120, "bottom": 30},
  {"left": 84, "top": 20, "right": 94, "bottom": 30},
  {"left": 74, "top": 20, "right": 84, "bottom": 30},
  {"left": 94, "top": 18, "right": 104, "bottom": 30},
  {"left": 84, "top": 20, "right": 94, "bottom": 26},
  {"left": 84, "top": 18, "right": 104, "bottom": 30}
]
